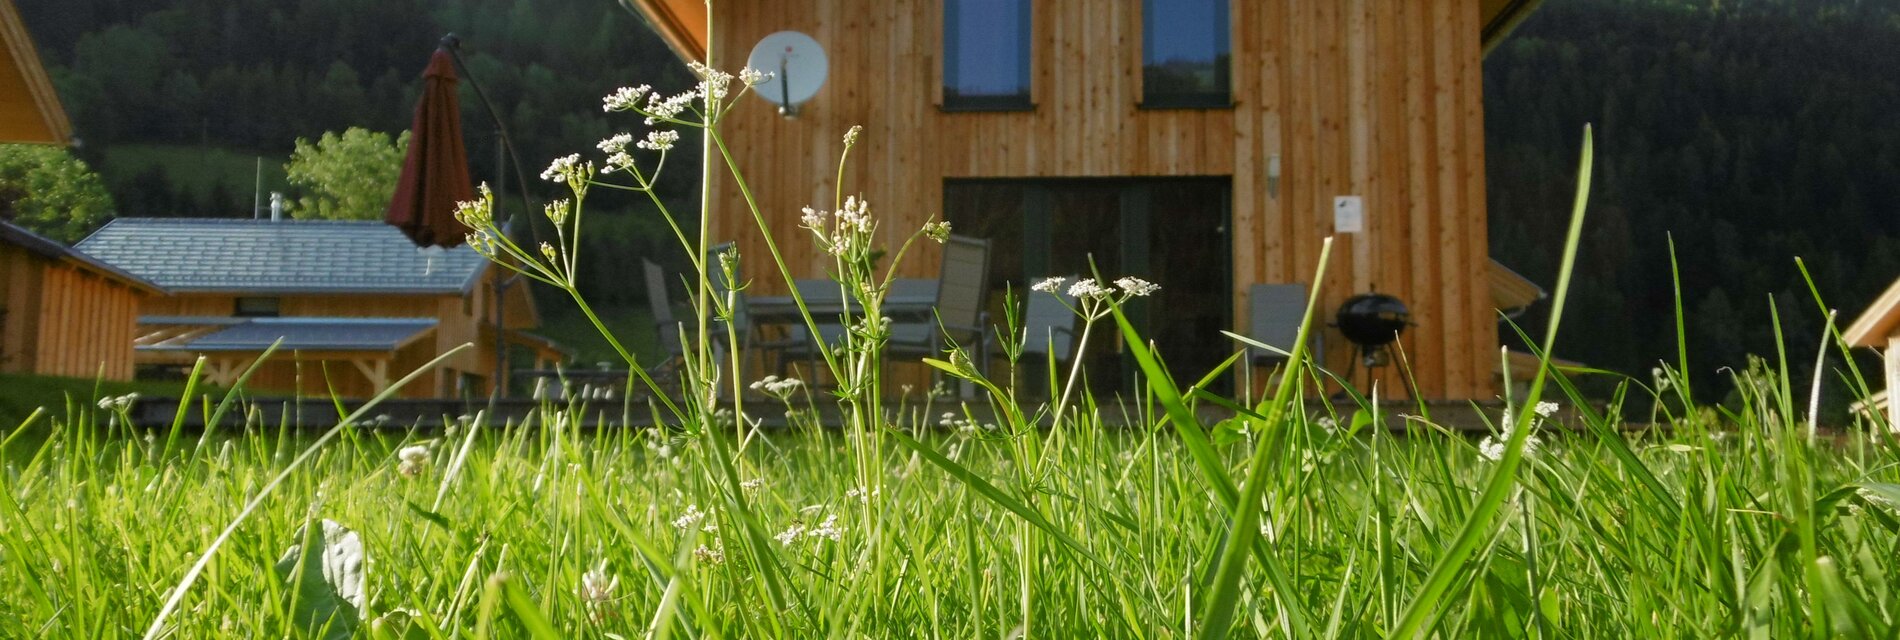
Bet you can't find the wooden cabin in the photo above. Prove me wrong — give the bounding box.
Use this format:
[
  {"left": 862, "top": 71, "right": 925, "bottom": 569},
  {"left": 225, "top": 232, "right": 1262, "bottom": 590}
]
[
  {"left": 0, "top": 221, "right": 161, "bottom": 380},
  {"left": 627, "top": 0, "right": 1546, "bottom": 401},
  {"left": 77, "top": 218, "right": 567, "bottom": 399},
  {"left": 1844, "top": 279, "right": 1900, "bottom": 428}
]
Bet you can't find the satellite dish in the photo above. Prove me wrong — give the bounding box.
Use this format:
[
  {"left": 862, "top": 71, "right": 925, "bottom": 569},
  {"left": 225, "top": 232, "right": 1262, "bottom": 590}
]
[{"left": 746, "top": 31, "right": 828, "bottom": 118}]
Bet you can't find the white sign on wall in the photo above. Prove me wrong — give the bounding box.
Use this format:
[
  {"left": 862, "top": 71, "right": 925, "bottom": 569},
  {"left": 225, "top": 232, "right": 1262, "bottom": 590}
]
[{"left": 1334, "top": 196, "right": 1364, "bottom": 234}]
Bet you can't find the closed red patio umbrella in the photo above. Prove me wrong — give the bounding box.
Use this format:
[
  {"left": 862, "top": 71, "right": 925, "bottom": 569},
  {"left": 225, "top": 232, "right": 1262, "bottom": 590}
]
[{"left": 385, "top": 47, "right": 474, "bottom": 248}]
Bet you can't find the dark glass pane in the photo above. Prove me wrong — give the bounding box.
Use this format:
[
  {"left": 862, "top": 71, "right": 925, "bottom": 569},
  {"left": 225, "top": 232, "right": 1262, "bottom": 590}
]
[
  {"left": 944, "top": 0, "right": 1031, "bottom": 109},
  {"left": 944, "top": 179, "right": 1231, "bottom": 396},
  {"left": 1143, "top": 0, "right": 1230, "bottom": 106}
]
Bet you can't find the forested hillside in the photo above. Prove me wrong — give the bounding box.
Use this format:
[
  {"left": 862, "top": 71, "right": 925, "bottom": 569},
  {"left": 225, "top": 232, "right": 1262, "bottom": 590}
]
[{"left": 1485, "top": 0, "right": 1900, "bottom": 403}]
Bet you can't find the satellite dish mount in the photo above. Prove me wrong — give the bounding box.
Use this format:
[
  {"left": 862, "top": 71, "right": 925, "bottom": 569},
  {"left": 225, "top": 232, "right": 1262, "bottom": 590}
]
[{"left": 747, "top": 31, "right": 828, "bottom": 119}]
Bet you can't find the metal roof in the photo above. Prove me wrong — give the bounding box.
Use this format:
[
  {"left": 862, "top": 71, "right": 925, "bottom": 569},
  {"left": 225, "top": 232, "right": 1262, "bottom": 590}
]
[
  {"left": 77, "top": 218, "right": 488, "bottom": 294},
  {"left": 0, "top": 220, "right": 165, "bottom": 293},
  {"left": 137, "top": 317, "right": 437, "bottom": 352}
]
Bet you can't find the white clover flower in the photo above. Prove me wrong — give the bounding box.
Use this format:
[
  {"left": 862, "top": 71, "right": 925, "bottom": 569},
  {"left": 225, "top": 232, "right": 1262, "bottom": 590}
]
[
  {"left": 1031, "top": 277, "right": 1067, "bottom": 294},
  {"left": 1114, "top": 276, "right": 1160, "bottom": 297},
  {"left": 1535, "top": 401, "right": 1560, "bottom": 418},
  {"left": 636, "top": 130, "right": 680, "bottom": 152},
  {"left": 738, "top": 67, "right": 771, "bottom": 86},
  {"left": 602, "top": 85, "right": 650, "bottom": 112},
  {"left": 596, "top": 133, "right": 633, "bottom": 154},
  {"left": 672, "top": 504, "right": 706, "bottom": 530},
  {"left": 397, "top": 445, "right": 430, "bottom": 477},
  {"left": 579, "top": 563, "right": 618, "bottom": 605}
]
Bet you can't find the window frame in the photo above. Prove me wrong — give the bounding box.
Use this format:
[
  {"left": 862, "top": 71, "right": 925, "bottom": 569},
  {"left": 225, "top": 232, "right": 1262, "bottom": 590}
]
[
  {"left": 941, "top": 0, "right": 1035, "bottom": 112},
  {"left": 1139, "top": 0, "right": 1234, "bottom": 110},
  {"left": 233, "top": 296, "right": 281, "bottom": 318}
]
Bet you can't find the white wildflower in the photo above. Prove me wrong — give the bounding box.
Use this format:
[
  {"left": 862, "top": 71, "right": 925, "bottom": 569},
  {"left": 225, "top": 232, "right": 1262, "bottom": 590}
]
[
  {"left": 397, "top": 445, "right": 430, "bottom": 477},
  {"left": 738, "top": 67, "right": 771, "bottom": 86},
  {"left": 636, "top": 130, "right": 680, "bottom": 152},
  {"left": 694, "top": 543, "right": 726, "bottom": 565},
  {"left": 800, "top": 206, "right": 825, "bottom": 228},
  {"left": 807, "top": 514, "right": 844, "bottom": 542},
  {"left": 740, "top": 478, "right": 764, "bottom": 490},
  {"left": 774, "top": 523, "right": 806, "bottom": 546},
  {"left": 687, "top": 61, "right": 735, "bottom": 102},
  {"left": 1031, "top": 277, "right": 1067, "bottom": 294},
  {"left": 596, "top": 133, "right": 633, "bottom": 154},
  {"left": 1535, "top": 401, "right": 1560, "bottom": 418},
  {"left": 540, "top": 154, "right": 584, "bottom": 183},
  {"left": 672, "top": 504, "right": 706, "bottom": 530},
  {"left": 602, "top": 85, "right": 650, "bottom": 112},
  {"left": 643, "top": 90, "right": 696, "bottom": 124},
  {"left": 543, "top": 199, "right": 571, "bottom": 226},
  {"left": 843, "top": 125, "right": 862, "bottom": 146},
  {"left": 579, "top": 563, "right": 618, "bottom": 605},
  {"left": 1067, "top": 279, "right": 1112, "bottom": 300},
  {"left": 922, "top": 220, "right": 952, "bottom": 243},
  {"left": 1114, "top": 276, "right": 1160, "bottom": 297}
]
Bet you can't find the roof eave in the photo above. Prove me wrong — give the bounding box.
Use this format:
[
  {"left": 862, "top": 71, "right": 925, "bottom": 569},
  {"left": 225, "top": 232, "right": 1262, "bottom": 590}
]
[
  {"left": 624, "top": 0, "right": 706, "bottom": 65},
  {"left": 1844, "top": 278, "right": 1900, "bottom": 348},
  {"left": 0, "top": 0, "right": 72, "bottom": 145},
  {"left": 1481, "top": 0, "right": 1545, "bottom": 58}
]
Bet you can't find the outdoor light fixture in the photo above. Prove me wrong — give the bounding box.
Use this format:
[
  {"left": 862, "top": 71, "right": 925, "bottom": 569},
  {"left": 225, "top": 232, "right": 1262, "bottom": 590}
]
[{"left": 1266, "top": 154, "right": 1281, "bottom": 198}]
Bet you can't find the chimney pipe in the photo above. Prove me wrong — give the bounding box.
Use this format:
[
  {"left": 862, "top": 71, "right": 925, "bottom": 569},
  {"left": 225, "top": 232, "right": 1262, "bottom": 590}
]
[{"left": 269, "top": 192, "right": 284, "bottom": 221}]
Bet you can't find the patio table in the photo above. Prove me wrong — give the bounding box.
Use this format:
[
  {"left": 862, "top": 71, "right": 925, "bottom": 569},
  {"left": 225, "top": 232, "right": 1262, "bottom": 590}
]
[{"left": 747, "top": 278, "right": 939, "bottom": 325}]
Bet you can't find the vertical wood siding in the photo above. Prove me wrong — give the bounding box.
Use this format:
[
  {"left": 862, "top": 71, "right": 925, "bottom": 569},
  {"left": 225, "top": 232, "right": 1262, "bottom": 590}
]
[
  {"left": 9, "top": 260, "right": 145, "bottom": 380},
  {"left": 700, "top": 0, "right": 1494, "bottom": 399}
]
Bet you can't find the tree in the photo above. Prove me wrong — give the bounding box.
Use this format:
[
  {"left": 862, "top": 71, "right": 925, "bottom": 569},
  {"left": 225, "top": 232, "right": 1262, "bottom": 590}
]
[
  {"left": 0, "top": 144, "right": 116, "bottom": 243},
  {"left": 283, "top": 127, "right": 410, "bottom": 220}
]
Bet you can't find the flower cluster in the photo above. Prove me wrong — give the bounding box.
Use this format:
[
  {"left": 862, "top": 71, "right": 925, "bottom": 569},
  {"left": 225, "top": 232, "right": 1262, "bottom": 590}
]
[
  {"left": 921, "top": 220, "right": 952, "bottom": 243},
  {"left": 693, "top": 542, "right": 726, "bottom": 565},
  {"left": 96, "top": 393, "right": 139, "bottom": 413},
  {"left": 749, "top": 375, "right": 805, "bottom": 399},
  {"left": 672, "top": 504, "right": 707, "bottom": 530},
  {"left": 1031, "top": 275, "right": 1161, "bottom": 321},
  {"left": 774, "top": 513, "right": 846, "bottom": 546},
  {"left": 396, "top": 445, "right": 430, "bottom": 477},
  {"left": 1478, "top": 403, "right": 1561, "bottom": 462},
  {"left": 580, "top": 563, "right": 618, "bottom": 605},
  {"left": 799, "top": 195, "right": 877, "bottom": 259},
  {"left": 636, "top": 130, "right": 680, "bottom": 152}
]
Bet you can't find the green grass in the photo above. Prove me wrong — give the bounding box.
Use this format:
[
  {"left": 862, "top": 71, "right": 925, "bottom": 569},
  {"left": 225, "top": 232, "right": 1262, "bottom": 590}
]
[{"left": 4, "top": 372, "right": 1899, "bottom": 637}]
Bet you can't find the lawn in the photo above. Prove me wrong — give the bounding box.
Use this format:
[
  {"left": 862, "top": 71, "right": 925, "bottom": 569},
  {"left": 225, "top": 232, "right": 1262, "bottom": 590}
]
[{"left": 2, "top": 375, "right": 1897, "bottom": 637}]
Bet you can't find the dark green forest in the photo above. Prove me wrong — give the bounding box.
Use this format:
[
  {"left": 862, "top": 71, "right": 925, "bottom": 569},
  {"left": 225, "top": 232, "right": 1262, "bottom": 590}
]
[
  {"left": 15, "top": 0, "right": 1900, "bottom": 405},
  {"left": 1486, "top": 0, "right": 1900, "bottom": 405}
]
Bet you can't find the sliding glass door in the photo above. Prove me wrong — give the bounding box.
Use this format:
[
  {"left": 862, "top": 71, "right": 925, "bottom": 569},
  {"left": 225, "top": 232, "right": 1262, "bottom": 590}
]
[{"left": 945, "top": 178, "right": 1231, "bottom": 395}]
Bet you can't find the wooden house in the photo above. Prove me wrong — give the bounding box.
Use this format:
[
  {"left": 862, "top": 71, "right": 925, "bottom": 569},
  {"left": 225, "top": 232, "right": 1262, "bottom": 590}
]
[
  {"left": 1845, "top": 279, "right": 1900, "bottom": 428},
  {"left": 0, "top": 0, "right": 70, "bottom": 145},
  {"left": 77, "top": 218, "right": 566, "bottom": 399},
  {"left": 627, "top": 0, "right": 1546, "bottom": 400},
  {"left": 0, "top": 221, "right": 161, "bottom": 380}
]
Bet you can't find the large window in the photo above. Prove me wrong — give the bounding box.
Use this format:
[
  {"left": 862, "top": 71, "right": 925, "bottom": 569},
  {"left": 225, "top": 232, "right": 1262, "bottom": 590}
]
[
  {"left": 943, "top": 0, "right": 1032, "bottom": 110},
  {"left": 1142, "top": 0, "right": 1231, "bottom": 108}
]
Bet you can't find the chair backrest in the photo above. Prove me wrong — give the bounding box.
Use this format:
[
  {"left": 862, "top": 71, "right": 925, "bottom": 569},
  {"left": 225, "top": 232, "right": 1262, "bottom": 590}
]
[
  {"left": 934, "top": 235, "right": 991, "bottom": 339},
  {"left": 1248, "top": 283, "right": 1310, "bottom": 363},
  {"left": 643, "top": 259, "right": 683, "bottom": 356},
  {"left": 1021, "top": 278, "right": 1079, "bottom": 361}
]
